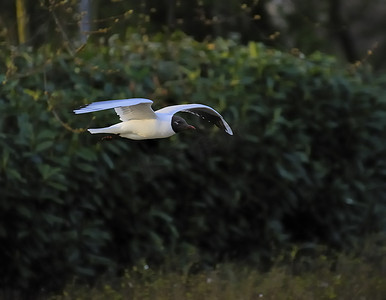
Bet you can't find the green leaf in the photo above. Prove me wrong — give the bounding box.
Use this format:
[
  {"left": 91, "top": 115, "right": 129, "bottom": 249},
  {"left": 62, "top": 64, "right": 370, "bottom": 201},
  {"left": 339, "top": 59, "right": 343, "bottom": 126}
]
[
  {"left": 43, "top": 213, "right": 65, "bottom": 225},
  {"left": 17, "top": 205, "right": 32, "bottom": 219},
  {"left": 7, "top": 169, "right": 26, "bottom": 182},
  {"left": 77, "top": 147, "right": 98, "bottom": 161},
  {"left": 102, "top": 152, "right": 114, "bottom": 169},
  {"left": 35, "top": 140, "right": 54, "bottom": 152},
  {"left": 38, "top": 164, "right": 61, "bottom": 180}
]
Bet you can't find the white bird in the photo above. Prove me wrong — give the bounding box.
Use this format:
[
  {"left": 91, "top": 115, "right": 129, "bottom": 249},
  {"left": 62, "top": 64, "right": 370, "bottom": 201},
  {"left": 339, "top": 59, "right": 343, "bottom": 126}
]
[{"left": 74, "top": 98, "right": 233, "bottom": 140}]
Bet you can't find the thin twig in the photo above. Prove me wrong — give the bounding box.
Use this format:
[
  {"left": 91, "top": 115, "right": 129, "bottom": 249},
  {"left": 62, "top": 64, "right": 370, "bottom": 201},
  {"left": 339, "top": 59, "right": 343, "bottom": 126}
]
[
  {"left": 43, "top": 71, "right": 90, "bottom": 133},
  {"left": 51, "top": 9, "right": 75, "bottom": 56}
]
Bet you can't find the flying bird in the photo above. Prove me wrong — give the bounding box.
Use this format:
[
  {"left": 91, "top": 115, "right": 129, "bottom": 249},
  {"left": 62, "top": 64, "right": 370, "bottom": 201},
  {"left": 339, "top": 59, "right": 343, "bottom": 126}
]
[{"left": 74, "top": 98, "right": 233, "bottom": 140}]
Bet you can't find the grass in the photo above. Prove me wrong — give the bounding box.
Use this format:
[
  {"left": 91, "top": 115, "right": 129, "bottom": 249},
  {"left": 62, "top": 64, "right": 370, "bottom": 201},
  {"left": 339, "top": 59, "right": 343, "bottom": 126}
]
[{"left": 50, "top": 248, "right": 386, "bottom": 300}]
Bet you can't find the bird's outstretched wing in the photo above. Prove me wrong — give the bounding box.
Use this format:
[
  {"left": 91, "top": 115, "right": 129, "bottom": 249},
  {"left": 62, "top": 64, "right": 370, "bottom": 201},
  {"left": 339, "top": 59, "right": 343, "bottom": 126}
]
[
  {"left": 73, "top": 98, "right": 156, "bottom": 121},
  {"left": 156, "top": 104, "right": 233, "bottom": 135}
]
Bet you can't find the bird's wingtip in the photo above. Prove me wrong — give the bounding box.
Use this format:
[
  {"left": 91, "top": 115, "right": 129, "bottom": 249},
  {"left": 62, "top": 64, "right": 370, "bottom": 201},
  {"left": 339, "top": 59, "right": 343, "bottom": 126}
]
[
  {"left": 226, "top": 129, "right": 234, "bottom": 135},
  {"left": 73, "top": 109, "right": 89, "bottom": 114},
  {"left": 223, "top": 122, "right": 233, "bottom": 135}
]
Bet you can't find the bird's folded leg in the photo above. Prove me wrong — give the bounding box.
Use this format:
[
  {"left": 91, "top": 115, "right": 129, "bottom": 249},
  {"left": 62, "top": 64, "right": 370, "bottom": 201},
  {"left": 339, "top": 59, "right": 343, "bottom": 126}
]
[{"left": 101, "top": 135, "right": 119, "bottom": 141}]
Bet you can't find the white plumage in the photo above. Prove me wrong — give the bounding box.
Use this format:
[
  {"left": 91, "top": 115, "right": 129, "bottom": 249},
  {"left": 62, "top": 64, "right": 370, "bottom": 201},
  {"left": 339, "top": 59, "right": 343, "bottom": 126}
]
[{"left": 74, "top": 98, "right": 233, "bottom": 140}]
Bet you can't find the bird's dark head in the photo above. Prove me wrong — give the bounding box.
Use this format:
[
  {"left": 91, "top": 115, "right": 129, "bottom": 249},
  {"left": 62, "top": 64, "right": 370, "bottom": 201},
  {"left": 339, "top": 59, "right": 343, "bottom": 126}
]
[{"left": 171, "top": 115, "right": 196, "bottom": 133}]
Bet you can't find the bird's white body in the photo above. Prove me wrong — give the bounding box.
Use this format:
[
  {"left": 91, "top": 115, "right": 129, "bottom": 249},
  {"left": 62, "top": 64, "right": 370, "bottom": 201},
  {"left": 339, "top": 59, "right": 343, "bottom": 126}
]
[
  {"left": 74, "top": 98, "right": 233, "bottom": 140},
  {"left": 88, "top": 114, "right": 174, "bottom": 140}
]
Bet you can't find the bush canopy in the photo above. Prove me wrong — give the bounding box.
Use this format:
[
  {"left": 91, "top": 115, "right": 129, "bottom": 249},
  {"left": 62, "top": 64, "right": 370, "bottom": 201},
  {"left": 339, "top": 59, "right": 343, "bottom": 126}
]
[{"left": 1, "top": 32, "right": 386, "bottom": 293}]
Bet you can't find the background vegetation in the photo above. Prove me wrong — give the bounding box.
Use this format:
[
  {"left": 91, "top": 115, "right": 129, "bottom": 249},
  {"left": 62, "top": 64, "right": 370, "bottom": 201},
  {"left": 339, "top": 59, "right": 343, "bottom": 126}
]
[
  {"left": 1, "top": 0, "right": 386, "bottom": 298},
  {"left": 3, "top": 0, "right": 386, "bottom": 68},
  {"left": 53, "top": 247, "right": 386, "bottom": 300}
]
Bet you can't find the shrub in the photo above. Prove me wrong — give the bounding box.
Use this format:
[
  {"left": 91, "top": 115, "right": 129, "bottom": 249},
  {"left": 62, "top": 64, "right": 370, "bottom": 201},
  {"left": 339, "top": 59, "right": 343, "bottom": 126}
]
[{"left": 1, "top": 32, "right": 386, "bottom": 293}]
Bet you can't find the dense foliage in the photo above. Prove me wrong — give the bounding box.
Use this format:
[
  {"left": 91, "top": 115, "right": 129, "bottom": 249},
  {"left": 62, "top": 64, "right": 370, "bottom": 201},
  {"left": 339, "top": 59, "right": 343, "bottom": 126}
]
[{"left": 1, "top": 32, "right": 386, "bottom": 294}]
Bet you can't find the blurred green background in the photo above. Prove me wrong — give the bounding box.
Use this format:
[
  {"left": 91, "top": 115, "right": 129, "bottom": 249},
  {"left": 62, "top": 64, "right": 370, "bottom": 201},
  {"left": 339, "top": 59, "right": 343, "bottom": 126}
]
[{"left": 1, "top": 0, "right": 386, "bottom": 298}]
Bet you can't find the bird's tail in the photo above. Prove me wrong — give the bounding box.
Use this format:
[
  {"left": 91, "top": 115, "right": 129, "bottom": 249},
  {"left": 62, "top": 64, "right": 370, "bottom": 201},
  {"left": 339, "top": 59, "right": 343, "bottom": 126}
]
[{"left": 88, "top": 127, "right": 116, "bottom": 135}]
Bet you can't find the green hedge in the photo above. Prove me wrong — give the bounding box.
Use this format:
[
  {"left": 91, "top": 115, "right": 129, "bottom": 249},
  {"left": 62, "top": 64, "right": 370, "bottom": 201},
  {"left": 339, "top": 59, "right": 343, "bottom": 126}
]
[{"left": 1, "top": 32, "right": 386, "bottom": 293}]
